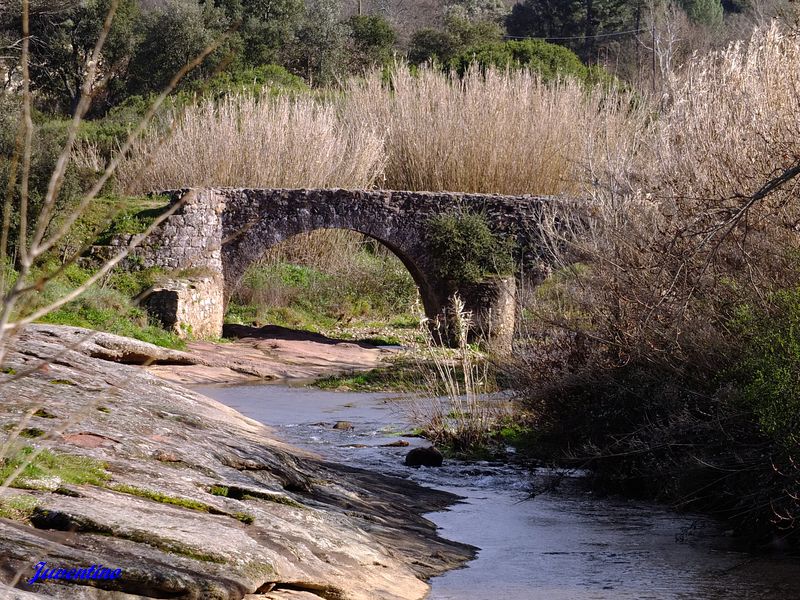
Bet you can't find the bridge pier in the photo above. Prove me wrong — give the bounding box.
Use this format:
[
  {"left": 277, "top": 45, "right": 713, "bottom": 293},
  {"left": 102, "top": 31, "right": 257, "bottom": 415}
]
[{"left": 458, "top": 276, "right": 516, "bottom": 352}]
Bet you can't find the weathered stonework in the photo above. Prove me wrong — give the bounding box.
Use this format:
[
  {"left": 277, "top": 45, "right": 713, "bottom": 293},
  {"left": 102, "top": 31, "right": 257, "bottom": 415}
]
[
  {"left": 120, "top": 188, "right": 553, "bottom": 347},
  {"left": 143, "top": 275, "right": 224, "bottom": 339},
  {"left": 456, "top": 276, "right": 517, "bottom": 352}
]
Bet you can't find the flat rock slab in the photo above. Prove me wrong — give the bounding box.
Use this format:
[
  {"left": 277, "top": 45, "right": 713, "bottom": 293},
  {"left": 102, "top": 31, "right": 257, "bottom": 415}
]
[
  {"left": 148, "top": 324, "right": 397, "bottom": 385},
  {"left": 0, "top": 325, "right": 473, "bottom": 600}
]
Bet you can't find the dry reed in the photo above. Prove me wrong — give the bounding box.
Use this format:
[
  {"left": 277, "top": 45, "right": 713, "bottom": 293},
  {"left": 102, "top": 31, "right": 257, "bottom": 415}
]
[
  {"left": 118, "top": 94, "right": 386, "bottom": 193},
  {"left": 399, "top": 296, "right": 511, "bottom": 453},
  {"left": 347, "top": 64, "right": 643, "bottom": 196}
]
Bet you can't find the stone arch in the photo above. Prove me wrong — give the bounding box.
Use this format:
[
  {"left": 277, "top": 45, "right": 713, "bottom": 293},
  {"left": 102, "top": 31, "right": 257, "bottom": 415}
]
[
  {"left": 222, "top": 226, "right": 443, "bottom": 322},
  {"left": 218, "top": 189, "right": 450, "bottom": 322}
]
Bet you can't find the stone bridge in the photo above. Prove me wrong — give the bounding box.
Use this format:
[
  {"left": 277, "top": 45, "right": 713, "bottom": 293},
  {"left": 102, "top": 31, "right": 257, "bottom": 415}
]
[{"left": 122, "top": 188, "right": 552, "bottom": 348}]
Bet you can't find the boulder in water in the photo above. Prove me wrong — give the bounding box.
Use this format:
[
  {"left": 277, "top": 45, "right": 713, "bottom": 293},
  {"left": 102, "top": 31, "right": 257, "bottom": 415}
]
[{"left": 405, "top": 446, "right": 443, "bottom": 467}]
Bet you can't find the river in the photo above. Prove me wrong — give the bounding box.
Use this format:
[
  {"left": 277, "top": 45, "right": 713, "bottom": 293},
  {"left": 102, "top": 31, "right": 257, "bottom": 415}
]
[{"left": 197, "top": 382, "right": 800, "bottom": 600}]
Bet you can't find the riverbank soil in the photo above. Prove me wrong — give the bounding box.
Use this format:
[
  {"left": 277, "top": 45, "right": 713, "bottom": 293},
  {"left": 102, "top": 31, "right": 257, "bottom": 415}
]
[{"left": 0, "top": 325, "right": 473, "bottom": 599}]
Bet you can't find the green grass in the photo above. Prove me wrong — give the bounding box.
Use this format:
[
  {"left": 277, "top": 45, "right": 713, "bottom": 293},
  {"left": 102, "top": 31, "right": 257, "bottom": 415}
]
[
  {"left": 233, "top": 512, "right": 255, "bottom": 524},
  {"left": 314, "top": 360, "right": 425, "bottom": 392},
  {"left": 496, "top": 423, "right": 539, "bottom": 455},
  {"left": 0, "top": 494, "right": 38, "bottom": 522},
  {"left": 0, "top": 446, "right": 110, "bottom": 489},
  {"left": 40, "top": 289, "right": 185, "bottom": 349},
  {"left": 110, "top": 483, "right": 218, "bottom": 512},
  {"left": 93, "top": 196, "right": 170, "bottom": 244},
  {"left": 11, "top": 260, "right": 185, "bottom": 349},
  {"left": 208, "top": 484, "right": 229, "bottom": 497},
  {"left": 226, "top": 251, "right": 418, "bottom": 335}
]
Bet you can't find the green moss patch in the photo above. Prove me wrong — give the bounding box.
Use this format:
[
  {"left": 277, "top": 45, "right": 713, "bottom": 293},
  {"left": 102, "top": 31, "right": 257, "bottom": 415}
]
[
  {"left": 208, "top": 484, "right": 304, "bottom": 509},
  {"left": 110, "top": 483, "right": 219, "bottom": 513},
  {"left": 33, "top": 408, "right": 57, "bottom": 419},
  {"left": 0, "top": 447, "right": 109, "bottom": 489},
  {"left": 18, "top": 427, "right": 45, "bottom": 439}
]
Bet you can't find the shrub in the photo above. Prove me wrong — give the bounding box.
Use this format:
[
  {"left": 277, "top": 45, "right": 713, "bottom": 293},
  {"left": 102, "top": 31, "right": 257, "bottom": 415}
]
[
  {"left": 448, "top": 39, "right": 591, "bottom": 81},
  {"left": 197, "top": 64, "right": 310, "bottom": 100},
  {"left": 732, "top": 288, "right": 800, "bottom": 448},
  {"left": 426, "top": 211, "right": 514, "bottom": 283},
  {"left": 508, "top": 23, "right": 800, "bottom": 546}
]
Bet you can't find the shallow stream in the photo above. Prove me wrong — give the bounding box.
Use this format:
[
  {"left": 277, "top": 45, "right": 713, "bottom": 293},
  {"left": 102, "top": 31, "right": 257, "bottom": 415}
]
[{"left": 197, "top": 382, "right": 800, "bottom": 600}]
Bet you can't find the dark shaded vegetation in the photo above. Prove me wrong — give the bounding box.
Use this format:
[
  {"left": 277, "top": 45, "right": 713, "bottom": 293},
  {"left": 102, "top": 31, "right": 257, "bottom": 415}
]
[{"left": 426, "top": 211, "right": 514, "bottom": 284}]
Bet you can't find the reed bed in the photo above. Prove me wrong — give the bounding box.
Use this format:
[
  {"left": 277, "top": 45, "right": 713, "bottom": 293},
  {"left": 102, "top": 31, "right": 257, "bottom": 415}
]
[
  {"left": 348, "top": 64, "right": 643, "bottom": 196},
  {"left": 117, "top": 94, "right": 386, "bottom": 192}
]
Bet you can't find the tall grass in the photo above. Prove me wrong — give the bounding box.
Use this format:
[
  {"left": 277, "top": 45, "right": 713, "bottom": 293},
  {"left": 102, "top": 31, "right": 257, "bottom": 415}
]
[
  {"left": 400, "top": 296, "right": 512, "bottom": 455},
  {"left": 649, "top": 25, "right": 800, "bottom": 202},
  {"left": 348, "top": 64, "right": 644, "bottom": 196},
  {"left": 118, "top": 94, "right": 386, "bottom": 193},
  {"left": 539, "top": 23, "right": 800, "bottom": 365},
  {"left": 119, "top": 64, "right": 643, "bottom": 198}
]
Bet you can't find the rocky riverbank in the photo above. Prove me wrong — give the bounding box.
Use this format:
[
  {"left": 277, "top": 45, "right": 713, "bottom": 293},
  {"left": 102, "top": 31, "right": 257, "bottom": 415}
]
[
  {"left": 150, "top": 324, "right": 398, "bottom": 385},
  {"left": 0, "top": 325, "right": 473, "bottom": 599}
]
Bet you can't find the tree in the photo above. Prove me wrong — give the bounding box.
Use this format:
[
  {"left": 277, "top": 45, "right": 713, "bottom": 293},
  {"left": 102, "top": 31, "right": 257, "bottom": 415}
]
[
  {"left": 444, "top": 6, "right": 504, "bottom": 47},
  {"left": 505, "top": 0, "right": 636, "bottom": 60},
  {"left": 409, "top": 28, "right": 458, "bottom": 64},
  {"left": 682, "top": 0, "right": 723, "bottom": 25},
  {"left": 408, "top": 5, "right": 503, "bottom": 65},
  {"left": 125, "top": 0, "right": 216, "bottom": 96},
  {"left": 216, "top": 0, "right": 304, "bottom": 67},
  {"left": 347, "top": 14, "right": 397, "bottom": 71},
  {"left": 448, "top": 0, "right": 509, "bottom": 23},
  {"left": 0, "top": 0, "right": 139, "bottom": 114},
  {"left": 284, "top": 0, "right": 347, "bottom": 85}
]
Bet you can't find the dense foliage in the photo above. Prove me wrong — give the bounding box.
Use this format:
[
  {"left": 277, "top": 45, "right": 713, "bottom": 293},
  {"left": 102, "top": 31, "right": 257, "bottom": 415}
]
[
  {"left": 1, "top": 0, "right": 768, "bottom": 116},
  {"left": 426, "top": 211, "right": 514, "bottom": 283}
]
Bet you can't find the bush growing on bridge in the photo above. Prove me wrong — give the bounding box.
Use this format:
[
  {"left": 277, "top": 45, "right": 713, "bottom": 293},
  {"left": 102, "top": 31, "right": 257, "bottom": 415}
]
[{"left": 426, "top": 211, "right": 514, "bottom": 284}]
